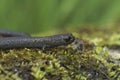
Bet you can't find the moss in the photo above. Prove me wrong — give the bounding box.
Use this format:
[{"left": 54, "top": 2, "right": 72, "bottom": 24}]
[{"left": 0, "top": 26, "right": 120, "bottom": 80}]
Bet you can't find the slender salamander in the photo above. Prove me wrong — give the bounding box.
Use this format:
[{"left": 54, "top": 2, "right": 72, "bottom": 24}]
[{"left": 0, "top": 30, "right": 75, "bottom": 49}]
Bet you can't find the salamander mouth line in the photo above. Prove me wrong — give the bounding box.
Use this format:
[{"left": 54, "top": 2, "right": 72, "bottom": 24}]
[{"left": 0, "top": 30, "right": 75, "bottom": 50}]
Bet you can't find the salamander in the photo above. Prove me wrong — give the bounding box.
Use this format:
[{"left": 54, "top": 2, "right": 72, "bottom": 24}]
[{"left": 0, "top": 30, "right": 75, "bottom": 49}]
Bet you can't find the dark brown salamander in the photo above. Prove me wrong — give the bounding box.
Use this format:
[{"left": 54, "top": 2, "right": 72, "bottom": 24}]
[{"left": 0, "top": 30, "right": 75, "bottom": 49}]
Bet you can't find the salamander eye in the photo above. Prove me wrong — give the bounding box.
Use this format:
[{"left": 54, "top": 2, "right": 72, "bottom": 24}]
[
  {"left": 63, "top": 34, "right": 75, "bottom": 43},
  {"left": 64, "top": 36, "right": 72, "bottom": 42}
]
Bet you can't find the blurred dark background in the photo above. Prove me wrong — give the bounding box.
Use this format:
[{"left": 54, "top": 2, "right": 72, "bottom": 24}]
[{"left": 0, "top": 0, "right": 120, "bottom": 34}]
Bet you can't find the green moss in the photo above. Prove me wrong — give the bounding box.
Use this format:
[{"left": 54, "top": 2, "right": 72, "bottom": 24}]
[{"left": 0, "top": 26, "right": 120, "bottom": 80}]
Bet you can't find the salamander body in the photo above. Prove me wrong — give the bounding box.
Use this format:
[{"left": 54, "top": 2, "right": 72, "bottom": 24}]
[{"left": 0, "top": 30, "right": 75, "bottom": 49}]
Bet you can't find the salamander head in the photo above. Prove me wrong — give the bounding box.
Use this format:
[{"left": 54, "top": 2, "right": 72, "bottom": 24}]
[{"left": 61, "top": 33, "right": 75, "bottom": 44}]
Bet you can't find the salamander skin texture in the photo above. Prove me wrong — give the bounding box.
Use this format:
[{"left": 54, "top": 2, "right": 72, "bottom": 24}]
[{"left": 0, "top": 30, "right": 75, "bottom": 49}]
